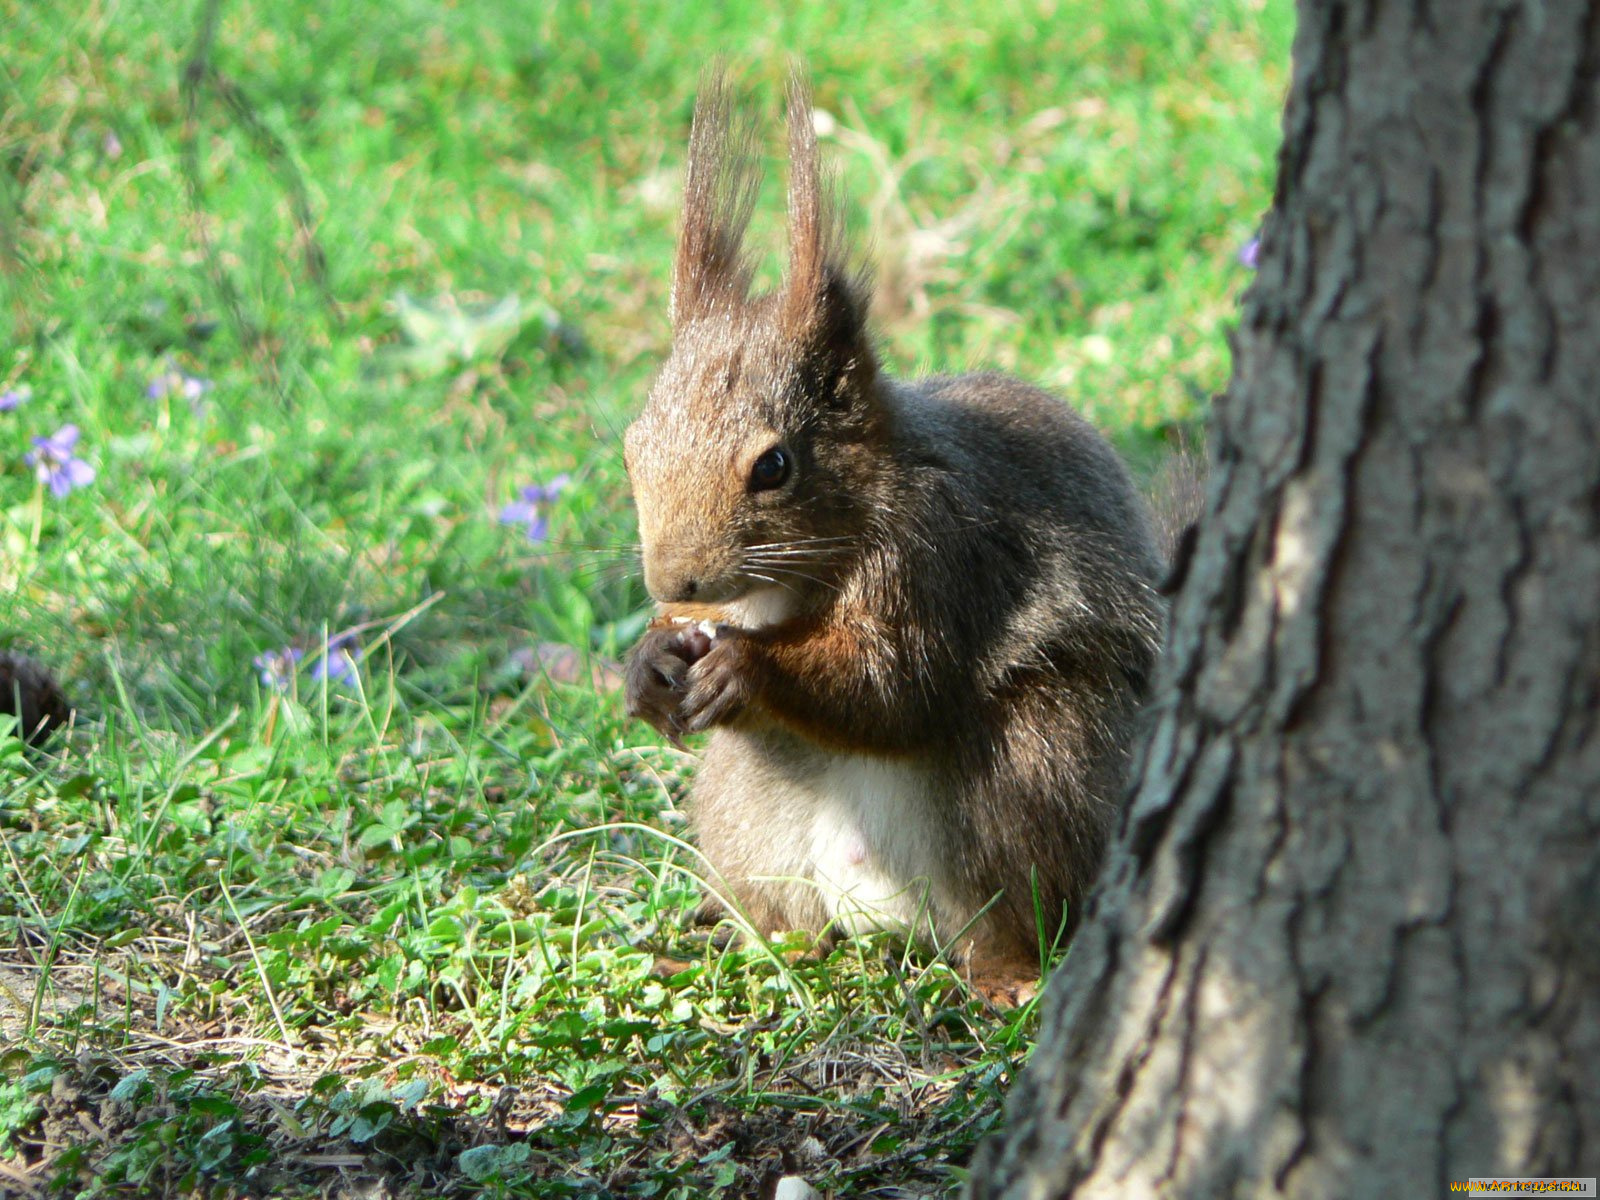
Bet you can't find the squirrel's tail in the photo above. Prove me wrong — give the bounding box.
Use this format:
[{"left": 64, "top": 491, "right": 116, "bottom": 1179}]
[
  {"left": 1148, "top": 444, "right": 1207, "bottom": 594},
  {"left": 0, "top": 650, "right": 71, "bottom": 746}
]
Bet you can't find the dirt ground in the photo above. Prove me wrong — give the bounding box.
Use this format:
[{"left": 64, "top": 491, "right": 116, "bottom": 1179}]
[{"left": 0, "top": 952, "right": 995, "bottom": 1198}]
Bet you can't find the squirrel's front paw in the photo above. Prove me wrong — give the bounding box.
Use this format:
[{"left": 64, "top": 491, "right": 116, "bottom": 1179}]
[
  {"left": 624, "top": 624, "right": 711, "bottom": 742},
  {"left": 681, "top": 633, "right": 753, "bottom": 733}
]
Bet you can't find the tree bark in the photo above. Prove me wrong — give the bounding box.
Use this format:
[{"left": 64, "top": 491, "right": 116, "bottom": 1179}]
[{"left": 969, "top": 1, "right": 1600, "bottom": 1195}]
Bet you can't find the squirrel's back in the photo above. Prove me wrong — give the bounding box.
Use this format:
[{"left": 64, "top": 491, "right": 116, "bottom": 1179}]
[
  {"left": 871, "top": 370, "right": 1164, "bottom": 703},
  {"left": 888, "top": 369, "right": 1162, "bottom": 586}
]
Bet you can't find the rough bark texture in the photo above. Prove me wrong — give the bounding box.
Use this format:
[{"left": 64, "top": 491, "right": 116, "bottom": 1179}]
[{"left": 969, "top": 1, "right": 1600, "bottom": 1195}]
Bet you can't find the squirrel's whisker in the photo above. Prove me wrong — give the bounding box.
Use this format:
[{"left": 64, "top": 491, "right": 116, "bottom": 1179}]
[
  {"left": 744, "top": 535, "right": 857, "bottom": 551},
  {"left": 742, "top": 570, "right": 803, "bottom": 597}
]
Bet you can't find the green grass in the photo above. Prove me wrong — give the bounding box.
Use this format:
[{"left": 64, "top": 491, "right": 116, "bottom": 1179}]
[{"left": 0, "top": 0, "right": 1291, "bottom": 1194}]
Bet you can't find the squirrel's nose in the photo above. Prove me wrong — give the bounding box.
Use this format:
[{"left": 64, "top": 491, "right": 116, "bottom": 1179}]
[
  {"left": 654, "top": 577, "right": 700, "bottom": 604},
  {"left": 643, "top": 556, "right": 703, "bottom": 604},
  {"left": 675, "top": 577, "right": 700, "bottom": 600}
]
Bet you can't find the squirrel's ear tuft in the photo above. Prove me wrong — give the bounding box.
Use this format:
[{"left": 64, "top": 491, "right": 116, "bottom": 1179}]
[
  {"left": 781, "top": 69, "right": 875, "bottom": 399},
  {"left": 673, "top": 66, "right": 759, "bottom": 328}
]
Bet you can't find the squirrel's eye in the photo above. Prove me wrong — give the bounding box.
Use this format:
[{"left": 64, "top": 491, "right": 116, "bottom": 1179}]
[{"left": 749, "top": 447, "right": 791, "bottom": 492}]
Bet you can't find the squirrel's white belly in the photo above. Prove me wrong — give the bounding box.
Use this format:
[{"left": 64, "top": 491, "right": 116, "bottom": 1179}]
[
  {"left": 802, "top": 755, "right": 942, "bottom": 937},
  {"left": 718, "top": 591, "right": 945, "bottom": 932}
]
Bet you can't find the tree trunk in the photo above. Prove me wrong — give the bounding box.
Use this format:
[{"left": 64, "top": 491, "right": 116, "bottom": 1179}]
[{"left": 968, "top": 1, "right": 1600, "bottom": 1195}]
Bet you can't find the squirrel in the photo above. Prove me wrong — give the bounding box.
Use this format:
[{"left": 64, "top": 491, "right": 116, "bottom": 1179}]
[{"left": 622, "top": 71, "right": 1167, "bottom": 1004}]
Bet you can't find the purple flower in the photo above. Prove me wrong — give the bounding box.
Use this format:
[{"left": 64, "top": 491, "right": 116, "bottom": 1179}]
[
  {"left": 1238, "top": 236, "right": 1262, "bottom": 270},
  {"left": 253, "top": 646, "right": 304, "bottom": 692},
  {"left": 26, "top": 424, "right": 96, "bottom": 497},
  {"left": 498, "top": 474, "right": 571, "bottom": 544},
  {"left": 146, "top": 364, "right": 211, "bottom": 403},
  {"left": 310, "top": 633, "right": 362, "bottom": 687},
  {"left": 0, "top": 385, "right": 30, "bottom": 412}
]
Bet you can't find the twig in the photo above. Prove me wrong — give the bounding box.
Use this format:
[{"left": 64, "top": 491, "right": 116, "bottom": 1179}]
[{"left": 218, "top": 874, "right": 296, "bottom": 1054}]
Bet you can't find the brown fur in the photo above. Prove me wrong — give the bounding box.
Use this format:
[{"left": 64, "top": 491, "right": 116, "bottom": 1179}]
[{"left": 623, "top": 70, "right": 1165, "bottom": 1003}]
